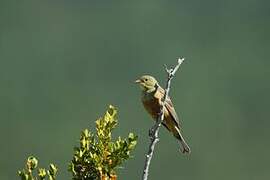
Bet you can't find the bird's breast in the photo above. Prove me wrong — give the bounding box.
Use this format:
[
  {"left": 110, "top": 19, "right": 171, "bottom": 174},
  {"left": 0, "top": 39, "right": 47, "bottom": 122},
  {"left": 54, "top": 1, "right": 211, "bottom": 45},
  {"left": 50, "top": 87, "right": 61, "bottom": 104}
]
[{"left": 142, "top": 93, "right": 161, "bottom": 119}]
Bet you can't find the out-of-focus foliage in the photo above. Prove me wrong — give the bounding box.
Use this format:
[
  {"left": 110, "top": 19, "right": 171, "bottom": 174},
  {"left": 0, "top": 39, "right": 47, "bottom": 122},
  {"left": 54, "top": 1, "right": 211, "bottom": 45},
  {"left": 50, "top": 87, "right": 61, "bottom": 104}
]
[
  {"left": 18, "top": 156, "right": 57, "bottom": 180},
  {"left": 69, "top": 105, "right": 137, "bottom": 180}
]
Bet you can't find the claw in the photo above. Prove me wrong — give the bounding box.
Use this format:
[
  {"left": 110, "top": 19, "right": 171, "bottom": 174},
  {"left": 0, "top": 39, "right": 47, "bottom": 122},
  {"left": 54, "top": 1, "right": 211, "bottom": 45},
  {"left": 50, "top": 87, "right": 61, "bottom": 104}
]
[{"left": 148, "top": 128, "right": 155, "bottom": 137}]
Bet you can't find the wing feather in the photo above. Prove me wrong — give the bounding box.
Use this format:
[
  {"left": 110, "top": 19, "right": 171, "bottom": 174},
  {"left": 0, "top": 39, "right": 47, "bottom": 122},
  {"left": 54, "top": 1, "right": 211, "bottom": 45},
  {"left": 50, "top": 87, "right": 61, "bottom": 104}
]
[{"left": 157, "top": 86, "right": 182, "bottom": 129}]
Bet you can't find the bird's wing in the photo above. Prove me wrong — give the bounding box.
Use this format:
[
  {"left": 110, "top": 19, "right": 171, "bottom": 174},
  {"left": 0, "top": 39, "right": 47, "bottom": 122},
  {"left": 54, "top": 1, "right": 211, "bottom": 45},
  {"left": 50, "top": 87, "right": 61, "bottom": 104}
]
[
  {"left": 158, "top": 86, "right": 182, "bottom": 129},
  {"left": 165, "top": 97, "right": 182, "bottom": 129}
]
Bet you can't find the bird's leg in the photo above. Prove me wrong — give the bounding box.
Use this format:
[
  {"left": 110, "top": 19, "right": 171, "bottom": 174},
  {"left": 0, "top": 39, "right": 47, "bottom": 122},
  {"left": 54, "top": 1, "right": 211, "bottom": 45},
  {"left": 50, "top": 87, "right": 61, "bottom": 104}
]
[
  {"left": 149, "top": 108, "right": 163, "bottom": 137},
  {"left": 148, "top": 125, "right": 156, "bottom": 137}
]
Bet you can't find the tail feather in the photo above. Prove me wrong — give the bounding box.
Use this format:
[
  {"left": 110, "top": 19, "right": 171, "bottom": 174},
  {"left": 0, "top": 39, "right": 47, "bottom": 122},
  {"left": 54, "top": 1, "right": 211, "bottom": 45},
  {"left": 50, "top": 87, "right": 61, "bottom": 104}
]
[
  {"left": 174, "top": 127, "right": 191, "bottom": 154},
  {"left": 179, "top": 139, "right": 191, "bottom": 154}
]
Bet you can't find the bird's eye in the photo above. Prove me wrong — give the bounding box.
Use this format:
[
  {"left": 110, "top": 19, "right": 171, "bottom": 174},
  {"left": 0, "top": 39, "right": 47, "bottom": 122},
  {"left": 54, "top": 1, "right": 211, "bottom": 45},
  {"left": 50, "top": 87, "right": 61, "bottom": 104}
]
[{"left": 145, "top": 79, "right": 148, "bottom": 81}]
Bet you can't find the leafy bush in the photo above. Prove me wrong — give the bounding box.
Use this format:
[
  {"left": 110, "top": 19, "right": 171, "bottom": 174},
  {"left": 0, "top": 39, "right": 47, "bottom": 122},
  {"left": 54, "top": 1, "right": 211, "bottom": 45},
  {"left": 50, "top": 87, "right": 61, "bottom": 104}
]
[
  {"left": 18, "top": 105, "right": 137, "bottom": 180},
  {"left": 69, "top": 105, "right": 138, "bottom": 179},
  {"left": 18, "top": 156, "right": 57, "bottom": 180}
]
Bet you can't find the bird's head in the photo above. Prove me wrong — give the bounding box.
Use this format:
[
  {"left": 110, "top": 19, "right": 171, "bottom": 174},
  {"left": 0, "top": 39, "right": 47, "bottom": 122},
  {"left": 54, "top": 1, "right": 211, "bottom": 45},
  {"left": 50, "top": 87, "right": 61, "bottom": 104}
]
[{"left": 135, "top": 75, "right": 159, "bottom": 93}]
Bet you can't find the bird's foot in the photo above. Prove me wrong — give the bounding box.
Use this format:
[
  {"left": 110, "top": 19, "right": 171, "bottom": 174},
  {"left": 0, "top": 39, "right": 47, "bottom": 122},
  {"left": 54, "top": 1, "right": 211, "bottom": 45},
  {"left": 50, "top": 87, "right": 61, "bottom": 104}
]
[{"left": 148, "top": 126, "right": 155, "bottom": 137}]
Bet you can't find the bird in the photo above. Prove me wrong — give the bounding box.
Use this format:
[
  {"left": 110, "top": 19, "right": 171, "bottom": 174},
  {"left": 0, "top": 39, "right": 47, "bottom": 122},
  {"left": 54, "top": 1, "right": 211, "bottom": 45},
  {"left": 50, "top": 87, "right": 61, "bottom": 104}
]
[{"left": 135, "top": 75, "right": 190, "bottom": 154}]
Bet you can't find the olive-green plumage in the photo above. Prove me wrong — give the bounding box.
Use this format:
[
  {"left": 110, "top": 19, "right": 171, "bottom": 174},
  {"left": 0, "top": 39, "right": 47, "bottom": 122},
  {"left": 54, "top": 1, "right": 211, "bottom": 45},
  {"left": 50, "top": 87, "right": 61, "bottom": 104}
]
[{"left": 135, "top": 75, "right": 190, "bottom": 154}]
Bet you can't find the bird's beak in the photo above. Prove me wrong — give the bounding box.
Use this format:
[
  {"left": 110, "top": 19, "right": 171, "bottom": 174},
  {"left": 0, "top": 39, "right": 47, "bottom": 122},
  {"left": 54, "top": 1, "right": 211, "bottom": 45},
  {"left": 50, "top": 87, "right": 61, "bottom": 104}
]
[{"left": 134, "top": 79, "right": 141, "bottom": 84}]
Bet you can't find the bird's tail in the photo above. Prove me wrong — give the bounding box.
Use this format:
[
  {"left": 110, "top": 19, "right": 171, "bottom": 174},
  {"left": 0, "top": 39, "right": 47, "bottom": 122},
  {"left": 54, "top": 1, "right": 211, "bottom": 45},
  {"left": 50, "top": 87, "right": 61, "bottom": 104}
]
[{"left": 174, "top": 127, "right": 191, "bottom": 154}]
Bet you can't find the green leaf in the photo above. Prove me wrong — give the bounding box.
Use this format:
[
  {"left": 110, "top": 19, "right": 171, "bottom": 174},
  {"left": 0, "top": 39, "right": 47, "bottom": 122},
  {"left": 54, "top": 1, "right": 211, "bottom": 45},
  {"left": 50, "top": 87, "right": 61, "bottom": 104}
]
[{"left": 27, "top": 156, "right": 38, "bottom": 170}]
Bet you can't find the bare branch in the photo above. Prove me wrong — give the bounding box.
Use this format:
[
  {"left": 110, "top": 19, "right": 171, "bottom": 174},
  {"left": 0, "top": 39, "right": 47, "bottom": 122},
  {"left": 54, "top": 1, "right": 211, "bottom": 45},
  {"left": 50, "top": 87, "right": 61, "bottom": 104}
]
[{"left": 142, "top": 57, "right": 186, "bottom": 180}]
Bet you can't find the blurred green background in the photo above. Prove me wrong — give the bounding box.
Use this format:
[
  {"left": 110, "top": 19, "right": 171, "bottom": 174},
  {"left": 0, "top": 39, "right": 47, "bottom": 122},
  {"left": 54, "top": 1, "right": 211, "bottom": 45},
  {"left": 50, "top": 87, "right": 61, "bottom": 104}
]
[{"left": 1, "top": 0, "right": 270, "bottom": 179}]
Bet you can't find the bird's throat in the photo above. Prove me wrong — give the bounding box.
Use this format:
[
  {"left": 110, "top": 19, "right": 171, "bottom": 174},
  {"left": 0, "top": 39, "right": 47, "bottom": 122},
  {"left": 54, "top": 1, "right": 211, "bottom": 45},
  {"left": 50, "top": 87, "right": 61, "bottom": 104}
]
[{"left": 146, "top": 87, "right": 156, "bottom": 93}]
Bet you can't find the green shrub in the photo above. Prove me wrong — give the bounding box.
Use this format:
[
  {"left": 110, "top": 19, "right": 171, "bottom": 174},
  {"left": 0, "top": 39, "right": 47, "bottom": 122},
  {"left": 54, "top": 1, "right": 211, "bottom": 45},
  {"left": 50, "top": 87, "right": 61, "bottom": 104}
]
[
  {"left": 18, "top": 105, "right": 137, "bottom": 180},
  {"left": 18, "top": 156, "right": 57, "bottom": 180}
]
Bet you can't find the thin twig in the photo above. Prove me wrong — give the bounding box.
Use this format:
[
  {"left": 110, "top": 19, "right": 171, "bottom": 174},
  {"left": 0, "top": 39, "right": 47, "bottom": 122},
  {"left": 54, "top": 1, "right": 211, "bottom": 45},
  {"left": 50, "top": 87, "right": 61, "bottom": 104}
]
[{"left": 142, "top": 58, "right": 185, "bottom": 180}]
